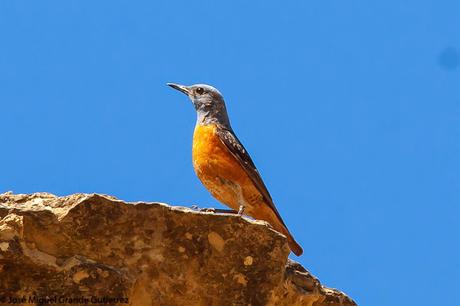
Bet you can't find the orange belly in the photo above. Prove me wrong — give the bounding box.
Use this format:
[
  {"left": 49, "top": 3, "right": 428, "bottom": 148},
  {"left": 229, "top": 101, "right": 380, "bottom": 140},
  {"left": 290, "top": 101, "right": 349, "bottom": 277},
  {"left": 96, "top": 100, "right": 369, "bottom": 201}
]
[{"left": 192, "top": 124, "right": 263, "bottom": 213}]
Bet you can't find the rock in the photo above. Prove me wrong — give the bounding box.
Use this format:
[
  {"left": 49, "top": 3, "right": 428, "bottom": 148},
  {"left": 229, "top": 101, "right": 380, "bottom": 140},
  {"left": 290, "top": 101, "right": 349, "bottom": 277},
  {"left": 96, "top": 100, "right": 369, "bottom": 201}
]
[{"left": 0, "top": 192, "right": 356, "bottom": 306}]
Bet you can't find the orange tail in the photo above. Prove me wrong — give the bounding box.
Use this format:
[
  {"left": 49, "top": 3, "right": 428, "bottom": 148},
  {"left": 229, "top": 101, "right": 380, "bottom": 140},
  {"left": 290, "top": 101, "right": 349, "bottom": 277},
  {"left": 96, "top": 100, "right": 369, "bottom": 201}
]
[
  {"left": 258, "top": 208, "right": 303, "bottom": 256},
  {"left": 273, "top": 220, "right": 303, "bottom": 256},
  {"left": 286, "top": 231, "right": 303, "bottom": 256}
]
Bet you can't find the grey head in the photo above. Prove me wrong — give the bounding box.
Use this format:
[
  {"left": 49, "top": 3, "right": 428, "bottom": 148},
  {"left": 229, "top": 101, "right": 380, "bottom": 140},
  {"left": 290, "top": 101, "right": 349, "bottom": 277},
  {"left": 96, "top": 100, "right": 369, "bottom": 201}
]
[{"left": 167, "top": 83, "right": 231, "bottom": 127}]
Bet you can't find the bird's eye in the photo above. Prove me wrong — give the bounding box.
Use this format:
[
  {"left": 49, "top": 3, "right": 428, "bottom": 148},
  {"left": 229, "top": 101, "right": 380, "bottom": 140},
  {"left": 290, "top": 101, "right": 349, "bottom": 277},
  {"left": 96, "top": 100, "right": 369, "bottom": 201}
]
[{"left": 196, "top": 87, "right": 204, "bottom": 95}]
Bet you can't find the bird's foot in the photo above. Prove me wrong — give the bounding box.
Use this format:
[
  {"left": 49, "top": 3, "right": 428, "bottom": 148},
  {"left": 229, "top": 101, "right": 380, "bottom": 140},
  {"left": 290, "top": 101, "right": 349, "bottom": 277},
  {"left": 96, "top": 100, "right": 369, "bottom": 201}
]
[{"left": 238, "top": 205, "right": 245, "bottom": 216}]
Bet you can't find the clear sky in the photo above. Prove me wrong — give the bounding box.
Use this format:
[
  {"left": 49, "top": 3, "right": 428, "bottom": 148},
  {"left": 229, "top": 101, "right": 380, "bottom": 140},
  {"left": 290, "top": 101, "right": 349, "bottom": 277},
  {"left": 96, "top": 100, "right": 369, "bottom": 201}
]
[{"left": 1, "top": 1, "right": 459, "bottom": 305}]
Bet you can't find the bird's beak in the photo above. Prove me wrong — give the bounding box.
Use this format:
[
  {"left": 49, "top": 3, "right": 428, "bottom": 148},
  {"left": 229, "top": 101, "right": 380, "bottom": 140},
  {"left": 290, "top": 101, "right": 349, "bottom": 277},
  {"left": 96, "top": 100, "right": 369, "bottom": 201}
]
[{"left": 167, "top": 83, "right": 190, "bottom": 95}]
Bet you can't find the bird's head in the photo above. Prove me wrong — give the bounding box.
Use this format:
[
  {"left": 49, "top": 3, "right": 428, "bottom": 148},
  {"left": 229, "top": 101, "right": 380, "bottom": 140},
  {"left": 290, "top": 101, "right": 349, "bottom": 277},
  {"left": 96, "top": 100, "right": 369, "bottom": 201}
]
[{"left": 168, "top": 83, "right": 230, "bottom": 125}]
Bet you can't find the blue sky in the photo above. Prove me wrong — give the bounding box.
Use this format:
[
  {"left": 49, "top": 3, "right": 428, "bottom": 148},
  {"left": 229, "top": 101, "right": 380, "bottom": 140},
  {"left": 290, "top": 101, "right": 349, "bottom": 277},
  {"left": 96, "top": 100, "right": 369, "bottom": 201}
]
[{"left": 1, "top": 1, "right": 459, "bottom": 305}]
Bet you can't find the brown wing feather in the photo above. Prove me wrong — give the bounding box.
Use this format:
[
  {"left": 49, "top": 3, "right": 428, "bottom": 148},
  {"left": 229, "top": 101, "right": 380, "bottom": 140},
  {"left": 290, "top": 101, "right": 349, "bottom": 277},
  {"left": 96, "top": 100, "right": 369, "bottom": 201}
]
[{"left": 216, "top": 126, "right": 289, "bottom": 229}]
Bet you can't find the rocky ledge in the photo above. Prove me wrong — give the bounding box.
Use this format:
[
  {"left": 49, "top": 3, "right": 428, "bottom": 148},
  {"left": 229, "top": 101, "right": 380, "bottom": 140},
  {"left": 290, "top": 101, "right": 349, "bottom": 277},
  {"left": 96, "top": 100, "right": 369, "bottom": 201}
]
[{"left": 0, "top": 192, "right": 356, "bottom": 306}]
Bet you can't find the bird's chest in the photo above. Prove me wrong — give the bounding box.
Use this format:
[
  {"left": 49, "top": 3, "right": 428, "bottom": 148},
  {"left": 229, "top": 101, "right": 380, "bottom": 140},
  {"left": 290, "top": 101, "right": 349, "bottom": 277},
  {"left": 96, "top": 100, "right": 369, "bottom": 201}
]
[
  {"left": 192, "top": 124, "right": 229, "bottom": 174},
  {"left": 192, "top": 124, "right": 247, "bottom": 194}
]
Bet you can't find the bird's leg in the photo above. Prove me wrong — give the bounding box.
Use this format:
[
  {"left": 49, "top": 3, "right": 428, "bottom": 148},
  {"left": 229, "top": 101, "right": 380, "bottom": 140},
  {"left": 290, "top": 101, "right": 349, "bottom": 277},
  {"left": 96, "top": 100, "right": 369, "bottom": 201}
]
[{"left": 238, "top": 205, "right": 245, "bottom": 216}]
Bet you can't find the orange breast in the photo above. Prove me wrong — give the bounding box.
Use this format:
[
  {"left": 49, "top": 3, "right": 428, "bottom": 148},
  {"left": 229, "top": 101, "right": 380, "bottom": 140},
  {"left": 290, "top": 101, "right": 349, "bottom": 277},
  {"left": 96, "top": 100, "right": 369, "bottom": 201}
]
[{"left": 192, "top": 124, "right": 258, "bottom": 211}]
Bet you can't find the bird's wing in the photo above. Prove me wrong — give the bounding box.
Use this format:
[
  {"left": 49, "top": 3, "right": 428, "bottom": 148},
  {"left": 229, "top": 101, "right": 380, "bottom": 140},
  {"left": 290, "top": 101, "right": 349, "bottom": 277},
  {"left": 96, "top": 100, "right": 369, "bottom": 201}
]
[{"left": 216, "top": 126, "right": 288, "bottom": 229}]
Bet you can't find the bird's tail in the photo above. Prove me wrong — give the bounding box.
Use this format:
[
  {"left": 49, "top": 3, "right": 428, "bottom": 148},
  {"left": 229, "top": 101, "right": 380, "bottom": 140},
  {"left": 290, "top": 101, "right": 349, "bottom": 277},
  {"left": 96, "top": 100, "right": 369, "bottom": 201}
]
[
  {"left": 273, "top": 220, "right": 303, "bottom": 256},
  {"left": 285, "top": 231, "right": 303, "bottom": 256},
  {"left": 262, "top": 208, "right": 303, "bottom": 256}
]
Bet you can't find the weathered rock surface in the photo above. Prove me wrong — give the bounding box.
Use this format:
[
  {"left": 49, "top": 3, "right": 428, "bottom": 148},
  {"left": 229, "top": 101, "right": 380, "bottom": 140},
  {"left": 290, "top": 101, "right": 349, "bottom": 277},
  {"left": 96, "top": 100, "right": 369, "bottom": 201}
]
[{"left": 0, "top": 192, "right": 356, "bottom": 306}]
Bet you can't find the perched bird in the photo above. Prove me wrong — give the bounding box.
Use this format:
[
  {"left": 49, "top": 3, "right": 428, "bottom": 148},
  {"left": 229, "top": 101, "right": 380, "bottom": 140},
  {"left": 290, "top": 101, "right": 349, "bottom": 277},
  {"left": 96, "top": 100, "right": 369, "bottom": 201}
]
[{"left": 168, "top": 83, "right": 303, "bottom": 256}]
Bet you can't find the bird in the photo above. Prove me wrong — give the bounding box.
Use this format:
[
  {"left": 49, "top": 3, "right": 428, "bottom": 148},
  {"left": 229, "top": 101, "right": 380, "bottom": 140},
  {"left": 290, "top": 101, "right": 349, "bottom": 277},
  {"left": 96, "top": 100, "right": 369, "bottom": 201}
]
[{"left": 167, "top": 83, "right": 303, "bottom": 256}]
